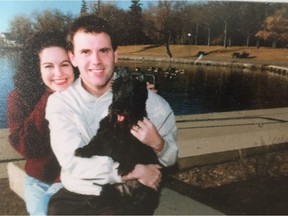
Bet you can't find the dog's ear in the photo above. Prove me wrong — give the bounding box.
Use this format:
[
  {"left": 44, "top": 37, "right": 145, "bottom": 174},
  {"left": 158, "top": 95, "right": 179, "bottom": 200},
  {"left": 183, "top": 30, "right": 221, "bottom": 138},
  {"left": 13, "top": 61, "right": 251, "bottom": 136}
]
[
  {"left": 115, "top": 67, "right": 130, "bottom": 81},
  {"left": 135, "top": 73, "right": 145, "bottom": 82}
]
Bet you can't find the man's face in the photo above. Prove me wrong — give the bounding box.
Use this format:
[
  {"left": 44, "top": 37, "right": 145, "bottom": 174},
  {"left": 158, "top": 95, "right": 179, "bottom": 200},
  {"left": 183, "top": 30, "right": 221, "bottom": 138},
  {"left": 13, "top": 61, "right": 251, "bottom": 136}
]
[{"left": 69, "top": 30, "right": 118, "bottom": 96}]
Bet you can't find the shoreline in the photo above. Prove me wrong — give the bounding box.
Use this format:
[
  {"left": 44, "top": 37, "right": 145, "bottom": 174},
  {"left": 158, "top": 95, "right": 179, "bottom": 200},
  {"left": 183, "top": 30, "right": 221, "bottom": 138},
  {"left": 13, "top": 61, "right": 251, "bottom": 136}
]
[
  {"left": 119, "top": 55, "right": 288, "bottom": 77},
  {"left": 119, "top": 55, "right": 268, "bottom": 70},
  {"left": 117, "top": 45, "right": 288, "bottom": 69}
]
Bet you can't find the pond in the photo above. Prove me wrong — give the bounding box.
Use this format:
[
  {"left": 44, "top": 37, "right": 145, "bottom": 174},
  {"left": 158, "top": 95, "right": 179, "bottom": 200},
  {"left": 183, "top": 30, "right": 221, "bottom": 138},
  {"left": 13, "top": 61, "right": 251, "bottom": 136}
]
[
  {"left": 117, "top": 61, "right": 288, "bottom": 115},
  {"left": 1, "top": 53, "right": 288, "bottom": 128},
  {"left": 0, "top": 53, "right": 16, "bottom": 129}
]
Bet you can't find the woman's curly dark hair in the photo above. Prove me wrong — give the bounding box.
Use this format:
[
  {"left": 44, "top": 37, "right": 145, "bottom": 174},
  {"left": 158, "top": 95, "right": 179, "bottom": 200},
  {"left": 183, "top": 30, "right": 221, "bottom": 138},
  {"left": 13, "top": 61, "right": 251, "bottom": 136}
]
[{"left": 13, "top": 31, "right": 77, "bottom": 113}]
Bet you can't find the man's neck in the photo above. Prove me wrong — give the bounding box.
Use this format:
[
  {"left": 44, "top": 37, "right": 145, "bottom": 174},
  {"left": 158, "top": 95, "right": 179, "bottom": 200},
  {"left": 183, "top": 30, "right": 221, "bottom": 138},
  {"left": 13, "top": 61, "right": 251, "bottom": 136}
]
[{"left": 81, "top": 80, "right": 111, "bottom": 98}]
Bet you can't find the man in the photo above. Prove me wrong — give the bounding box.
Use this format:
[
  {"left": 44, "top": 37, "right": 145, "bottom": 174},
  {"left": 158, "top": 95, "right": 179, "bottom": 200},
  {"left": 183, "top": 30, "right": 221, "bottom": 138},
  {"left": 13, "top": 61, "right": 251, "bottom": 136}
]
[{"left": 46, "top": 15, "right": 178, "bottom": 214}]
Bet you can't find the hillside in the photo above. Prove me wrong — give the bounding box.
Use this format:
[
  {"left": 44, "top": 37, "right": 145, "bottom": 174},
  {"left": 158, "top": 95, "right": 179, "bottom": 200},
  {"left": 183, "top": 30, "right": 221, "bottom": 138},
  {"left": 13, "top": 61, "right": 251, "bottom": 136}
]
[{"left": 117, "top": 45, "right": 288, "bottom": 67}]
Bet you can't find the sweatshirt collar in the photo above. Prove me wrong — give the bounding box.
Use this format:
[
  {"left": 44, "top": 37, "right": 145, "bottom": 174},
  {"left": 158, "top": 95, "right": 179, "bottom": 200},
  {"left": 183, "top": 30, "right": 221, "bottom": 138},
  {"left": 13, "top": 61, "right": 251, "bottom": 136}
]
[{"left": 75, "top": 78, "right": 112, "bottom": 106}]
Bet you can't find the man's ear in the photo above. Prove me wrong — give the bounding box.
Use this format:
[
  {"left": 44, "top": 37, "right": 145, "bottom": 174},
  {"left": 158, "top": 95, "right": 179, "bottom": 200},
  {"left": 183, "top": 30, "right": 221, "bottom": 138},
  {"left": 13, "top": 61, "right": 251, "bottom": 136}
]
[
  {"left": 68, "top": 50, "right": 77, "bottom": 67},
  {"left": 114, "top": 50, "right": 118, "bottom": 63}
]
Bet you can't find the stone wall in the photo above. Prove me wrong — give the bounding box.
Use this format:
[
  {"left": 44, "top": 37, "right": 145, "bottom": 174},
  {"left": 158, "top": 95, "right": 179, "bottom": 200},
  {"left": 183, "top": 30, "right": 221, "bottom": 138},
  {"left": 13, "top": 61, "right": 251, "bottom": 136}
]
[{"left": 0, "top": 129, "right": 23, "bottom": 179}]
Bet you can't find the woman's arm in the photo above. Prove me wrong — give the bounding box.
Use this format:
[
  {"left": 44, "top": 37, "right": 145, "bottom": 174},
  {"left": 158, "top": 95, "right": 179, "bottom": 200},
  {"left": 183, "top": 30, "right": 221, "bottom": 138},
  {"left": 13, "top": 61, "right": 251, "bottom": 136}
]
[{"left": 7, "top": 90, "right": 53, "bottom": 158}]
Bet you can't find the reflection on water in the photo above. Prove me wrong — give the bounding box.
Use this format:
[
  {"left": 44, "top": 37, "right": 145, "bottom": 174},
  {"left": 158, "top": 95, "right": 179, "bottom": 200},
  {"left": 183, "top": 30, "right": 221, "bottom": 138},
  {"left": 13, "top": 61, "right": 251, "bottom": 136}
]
[
  {"left": 118, "top": 61, "right": 288, "bottom": 115},
  {"left": 1, "top": 54, "right": 288, "bottom": 128},
  {"left": 0, "top": 54, "right": 16, "bottom": 128}
]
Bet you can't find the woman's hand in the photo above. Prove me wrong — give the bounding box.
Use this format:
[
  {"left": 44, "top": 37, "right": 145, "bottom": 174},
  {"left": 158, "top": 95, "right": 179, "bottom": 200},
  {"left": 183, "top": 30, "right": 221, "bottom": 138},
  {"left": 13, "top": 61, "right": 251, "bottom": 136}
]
[
  {"left": 130, "top": 117, "right": 164, "bottom": 153},
  {"left": 122, "top": 164, "right": 162, "bottom": 190}
]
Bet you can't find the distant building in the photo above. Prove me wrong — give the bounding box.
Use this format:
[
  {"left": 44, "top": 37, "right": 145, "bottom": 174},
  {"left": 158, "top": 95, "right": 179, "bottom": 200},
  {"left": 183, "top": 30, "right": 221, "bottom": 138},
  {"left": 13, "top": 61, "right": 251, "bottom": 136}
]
[{"left": 0, "top": 32, "right": 17, "bottom": 46}]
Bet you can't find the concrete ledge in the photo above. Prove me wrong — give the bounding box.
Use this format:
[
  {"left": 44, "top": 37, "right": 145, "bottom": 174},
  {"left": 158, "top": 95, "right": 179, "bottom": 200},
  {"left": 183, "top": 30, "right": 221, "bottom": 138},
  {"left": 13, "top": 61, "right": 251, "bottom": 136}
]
[
  {"left": 176, "top": 108, "right": 288, "bottom": 169},
  {"left": 0, "top": 128, "right": 23, "bottom": 179},
  {"left": 0, "top": 162, "right": 10, "bottom": 179},
  {"left": 7, "top": 161, "right": 25, "bottom": 199},
  {"left": 3, "top": 108, "right": 288, "bottom": 176},
  {"left": 6, "top": 160, "right": 224, "bottom": 215},
  {"left": 177, "top": 142, "right": 288, "bottom": 170},
  {"left": 0, "top": 129, "right": 23, "bottom": 161}
]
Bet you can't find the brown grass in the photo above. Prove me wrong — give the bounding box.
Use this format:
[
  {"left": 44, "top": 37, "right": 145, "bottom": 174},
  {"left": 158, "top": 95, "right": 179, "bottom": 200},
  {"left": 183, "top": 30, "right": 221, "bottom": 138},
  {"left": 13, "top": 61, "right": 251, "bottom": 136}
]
[{"left": 118, "top": 45, "right": 288, "bottom": 66}]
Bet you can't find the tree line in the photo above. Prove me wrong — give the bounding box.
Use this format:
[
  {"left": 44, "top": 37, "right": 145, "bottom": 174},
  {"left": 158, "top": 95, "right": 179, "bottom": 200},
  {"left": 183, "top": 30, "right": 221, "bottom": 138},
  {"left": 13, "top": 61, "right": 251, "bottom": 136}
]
[{"left": 5, "top": 0, "right": 288, "bottom": 57}]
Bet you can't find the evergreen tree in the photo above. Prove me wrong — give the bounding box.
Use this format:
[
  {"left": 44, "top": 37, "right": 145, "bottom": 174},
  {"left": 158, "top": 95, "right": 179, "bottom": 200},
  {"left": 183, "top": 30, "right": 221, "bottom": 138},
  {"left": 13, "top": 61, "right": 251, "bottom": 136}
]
[
  {"left": 80, "top": 0, "right": 88, "bottom": 16},
  {"left": 127, "top": 0, "right": 150, "bottom": 44}
]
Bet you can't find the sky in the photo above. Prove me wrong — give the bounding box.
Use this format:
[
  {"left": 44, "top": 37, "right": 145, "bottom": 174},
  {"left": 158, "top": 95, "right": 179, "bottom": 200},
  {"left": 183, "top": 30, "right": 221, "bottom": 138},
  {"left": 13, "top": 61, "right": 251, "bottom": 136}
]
[
  {"left": 0, "top": 0, "right": 153, "bottom": 33},
  {"left": 0, "top": 0, "right": 287, "bottom": 33}
]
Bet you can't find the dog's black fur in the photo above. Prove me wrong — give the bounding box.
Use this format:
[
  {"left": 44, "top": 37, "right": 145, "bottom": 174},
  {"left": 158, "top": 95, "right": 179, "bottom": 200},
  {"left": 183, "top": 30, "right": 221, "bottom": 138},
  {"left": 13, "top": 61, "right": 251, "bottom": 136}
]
[{"left": 74, "top": 70, "right": 160, "bottom": 215}]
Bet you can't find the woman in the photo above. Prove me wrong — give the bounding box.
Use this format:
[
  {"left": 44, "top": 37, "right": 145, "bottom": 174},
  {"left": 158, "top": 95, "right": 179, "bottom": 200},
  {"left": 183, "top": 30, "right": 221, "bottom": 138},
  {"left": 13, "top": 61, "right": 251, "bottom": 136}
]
[{"left": 7, "top": 31, "right": 76, "bottom": 215}]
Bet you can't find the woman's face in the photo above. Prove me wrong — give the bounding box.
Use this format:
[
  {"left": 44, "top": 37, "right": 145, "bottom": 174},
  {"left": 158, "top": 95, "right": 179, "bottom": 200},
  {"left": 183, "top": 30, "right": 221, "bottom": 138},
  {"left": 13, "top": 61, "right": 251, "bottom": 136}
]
[{"left": 39, "top": 46, "right": 74, "bottom": 92}]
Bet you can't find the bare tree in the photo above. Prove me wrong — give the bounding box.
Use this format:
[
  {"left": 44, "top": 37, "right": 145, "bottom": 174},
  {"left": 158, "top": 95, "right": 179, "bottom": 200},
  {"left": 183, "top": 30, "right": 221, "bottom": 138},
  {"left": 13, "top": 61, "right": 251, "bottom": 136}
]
[
  {"left": 9, "top": 15, "right": 34, "bottom": 44},
  {"left": 33, "top": 9, "right": 75, "bottom": 32},
  {"left": 9, "top": 9, "right": 75, "bottom": 44},
  {"left": 143, "top": 1, "right": 177, "bottom": 57}
]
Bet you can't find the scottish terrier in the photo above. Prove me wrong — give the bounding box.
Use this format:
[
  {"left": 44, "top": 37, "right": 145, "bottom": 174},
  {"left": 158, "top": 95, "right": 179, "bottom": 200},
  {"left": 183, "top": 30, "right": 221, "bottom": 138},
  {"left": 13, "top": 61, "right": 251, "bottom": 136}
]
[{"left": 74, "top": 69, "right": 160, "bottom": 215}]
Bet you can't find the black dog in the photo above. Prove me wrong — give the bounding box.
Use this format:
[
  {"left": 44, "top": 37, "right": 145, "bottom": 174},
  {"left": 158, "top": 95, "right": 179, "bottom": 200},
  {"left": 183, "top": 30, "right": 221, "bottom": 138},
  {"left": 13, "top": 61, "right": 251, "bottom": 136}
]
[{"left": 74, "top": 69, "right": 160, "bottom": 215}]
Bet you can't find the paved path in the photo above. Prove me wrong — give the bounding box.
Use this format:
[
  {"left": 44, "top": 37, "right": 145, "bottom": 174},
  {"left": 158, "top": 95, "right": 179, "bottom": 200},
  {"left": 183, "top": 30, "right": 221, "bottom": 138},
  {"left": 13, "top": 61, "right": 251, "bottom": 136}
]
[{"left": 155, "top": 187, "right": 224, "bottom": 215}]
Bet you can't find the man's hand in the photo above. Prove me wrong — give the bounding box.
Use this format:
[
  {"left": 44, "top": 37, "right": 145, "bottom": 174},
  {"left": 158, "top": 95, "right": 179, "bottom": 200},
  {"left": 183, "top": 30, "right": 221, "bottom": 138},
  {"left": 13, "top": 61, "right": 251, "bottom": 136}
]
[
  {"left": 130, "top": 117, "right": 164, "bottom": 153},
  {"left": 122, "top": 164, "right": 162, "bottom": 190}
]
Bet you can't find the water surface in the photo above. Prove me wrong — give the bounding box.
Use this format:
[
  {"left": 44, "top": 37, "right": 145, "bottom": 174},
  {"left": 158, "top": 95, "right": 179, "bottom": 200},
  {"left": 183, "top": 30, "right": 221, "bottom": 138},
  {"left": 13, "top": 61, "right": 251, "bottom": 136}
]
[{"left": 2, "top": 55, "right": 288, "bottom": 128}]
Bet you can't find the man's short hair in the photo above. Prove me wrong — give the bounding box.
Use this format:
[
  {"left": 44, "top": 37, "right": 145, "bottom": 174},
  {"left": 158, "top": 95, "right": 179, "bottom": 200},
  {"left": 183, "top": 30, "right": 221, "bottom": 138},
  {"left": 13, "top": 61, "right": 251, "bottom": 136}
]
[{"left": 67, "top": 15, "right": 118, "bottom": 52}]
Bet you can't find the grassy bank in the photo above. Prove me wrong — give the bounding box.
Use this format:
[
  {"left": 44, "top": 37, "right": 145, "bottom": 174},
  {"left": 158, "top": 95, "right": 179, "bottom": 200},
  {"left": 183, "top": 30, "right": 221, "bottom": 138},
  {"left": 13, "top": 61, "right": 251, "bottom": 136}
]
[{"left": 118, "top": 45, "right": 288, "bottom": 67}]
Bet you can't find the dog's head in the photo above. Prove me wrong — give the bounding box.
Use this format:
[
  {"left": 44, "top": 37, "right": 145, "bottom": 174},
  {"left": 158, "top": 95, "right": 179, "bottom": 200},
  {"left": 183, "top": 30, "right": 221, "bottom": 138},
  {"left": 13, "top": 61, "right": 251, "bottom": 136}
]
[{"left": 109, "top": 69, "right": 148, "bottom": 128}]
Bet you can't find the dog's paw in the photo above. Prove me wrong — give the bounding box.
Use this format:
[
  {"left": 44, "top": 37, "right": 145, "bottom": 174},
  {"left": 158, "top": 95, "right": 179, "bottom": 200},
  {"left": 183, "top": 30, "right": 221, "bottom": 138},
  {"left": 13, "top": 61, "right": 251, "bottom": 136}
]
[{"left": 74, "top": 147, "right": 86, "bottom": 157}]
